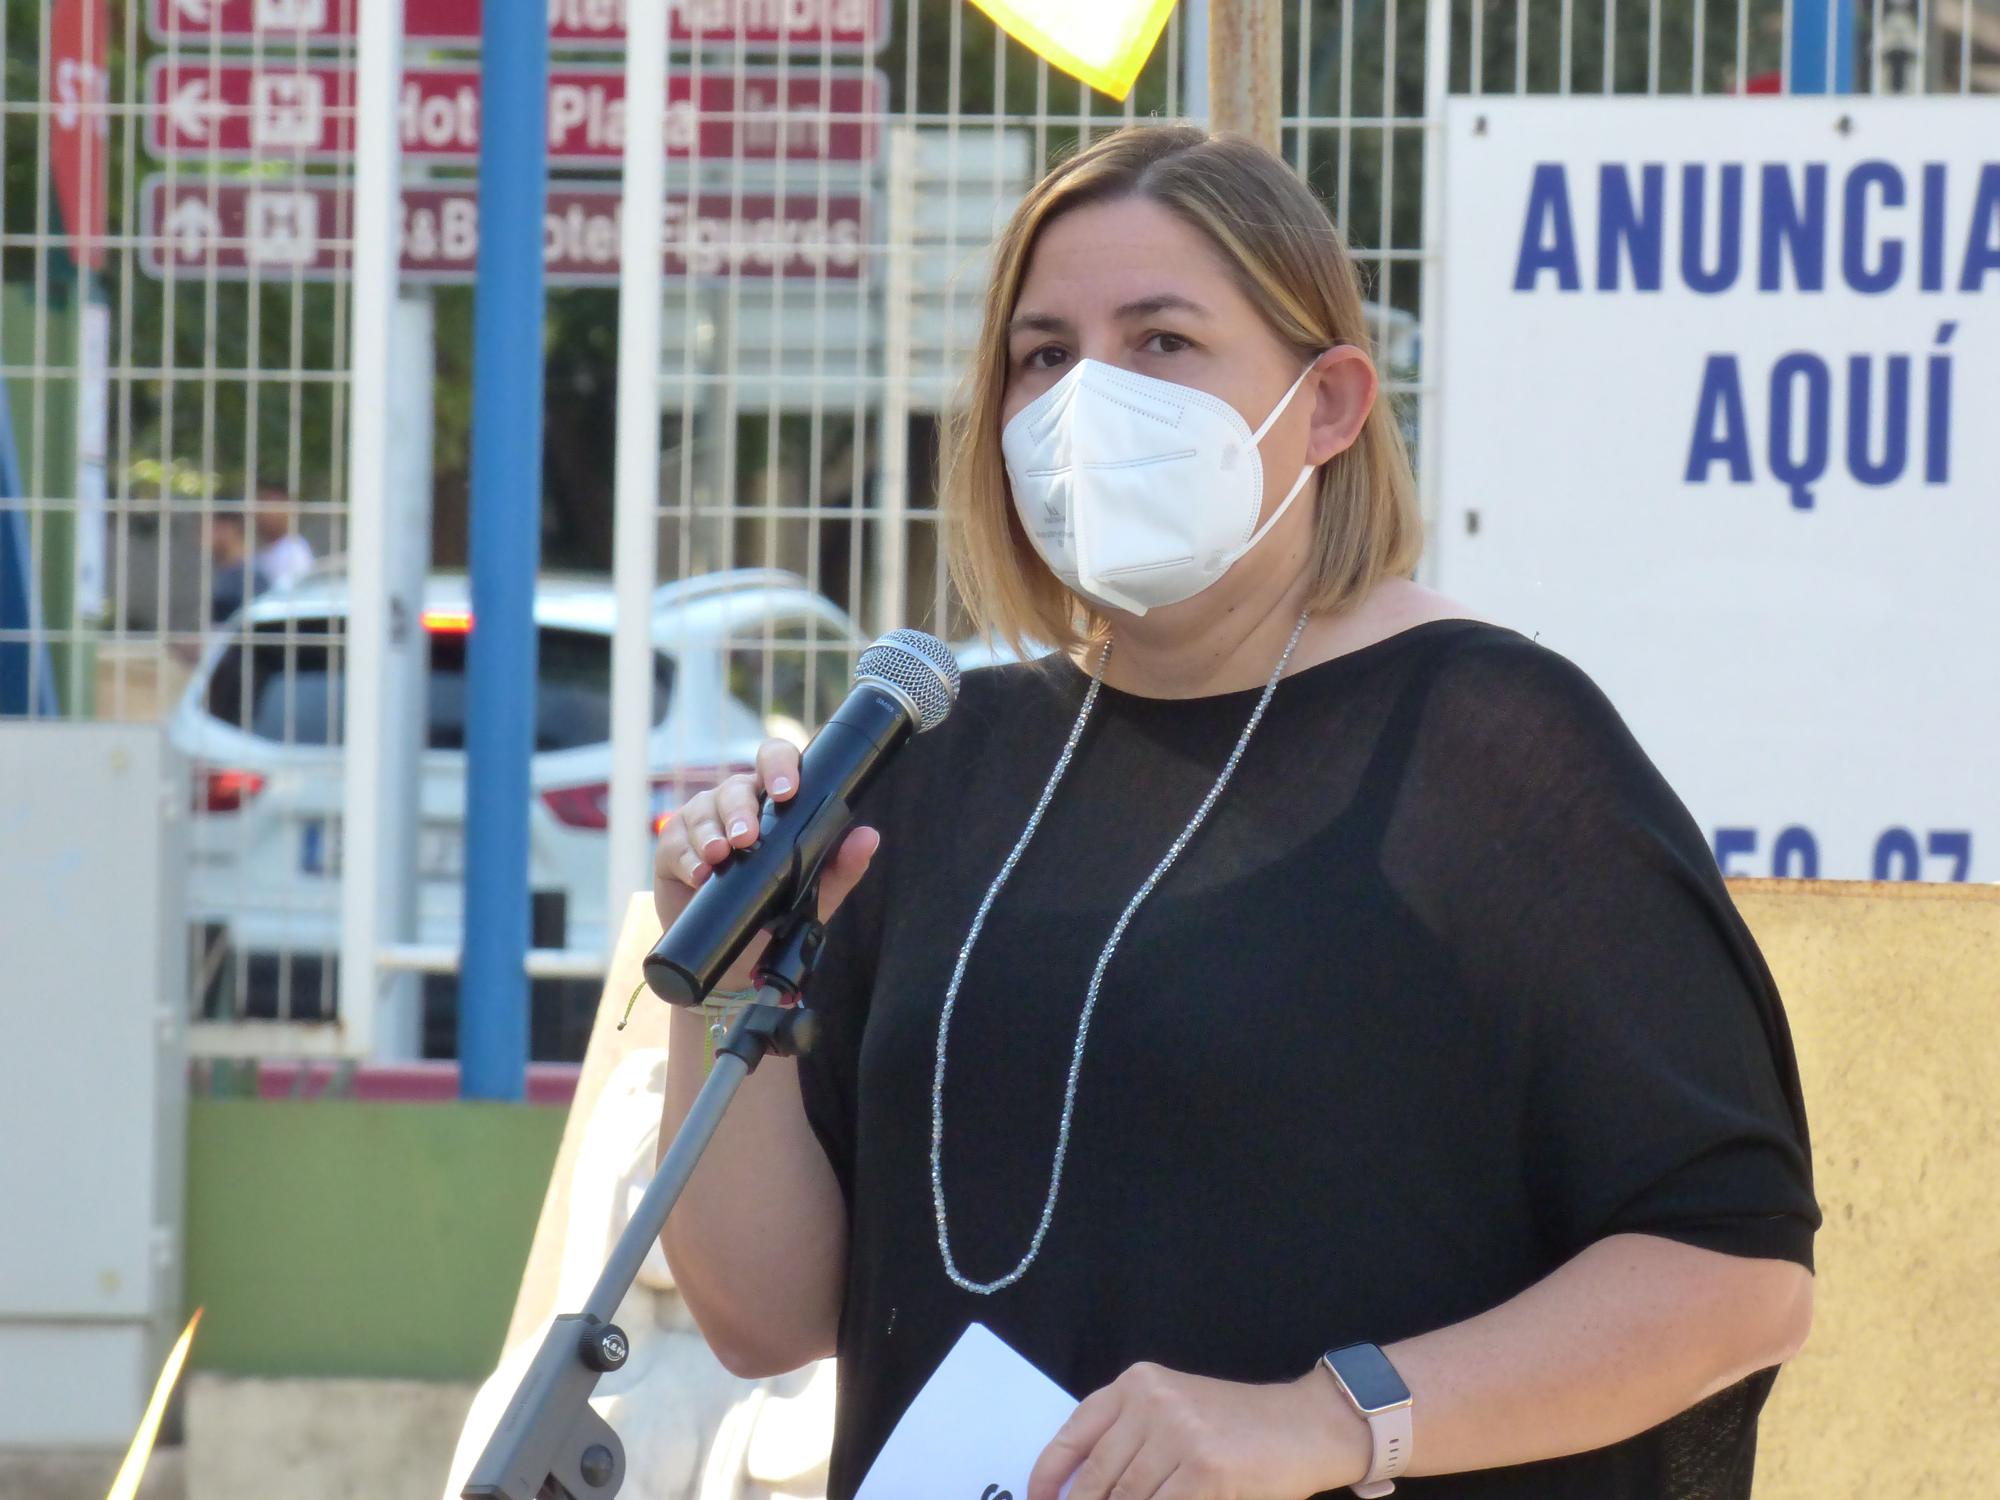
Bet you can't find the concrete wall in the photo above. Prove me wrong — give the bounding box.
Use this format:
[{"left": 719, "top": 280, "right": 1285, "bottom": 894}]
[
  {"left": 0, "top": 1446, "right": 183, "bottom": 1500},
  {"left": 1738, "top": 879, "right": 2000, "bottom": 1494},
  {"left": 187, "top": 1377, "right": 475, "bottom": 1500}
]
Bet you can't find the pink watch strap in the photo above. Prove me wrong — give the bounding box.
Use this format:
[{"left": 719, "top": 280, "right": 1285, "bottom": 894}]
[{"left": 1351, "top": 1398, "right": 1412, "bottom": 1496}]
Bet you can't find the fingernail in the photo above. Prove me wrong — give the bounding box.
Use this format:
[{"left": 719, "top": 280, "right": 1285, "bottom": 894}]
[
  {"left": 728, "top": 819, "right": 750, "bottom": 839},
  {"left": 692, "top": 863, "right": 712, "bottom": 886},
  {"left": 770, "top": 776, "right": 793, "bottom": 795},
  {"left": 701, "top": 834, "right": 728, "bottom": 857}
]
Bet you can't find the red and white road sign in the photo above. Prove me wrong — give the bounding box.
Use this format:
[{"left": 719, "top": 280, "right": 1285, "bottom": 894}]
[
  {"left": 146, "top": 0, "right": 888, "bottom": 53},
  {"left": 51, "top": 0, "right": 110, "bottom": 270},
  {"left": 145, "top": 59, "right": 883, "bottom": 165},
  {"left": 139, "top": 176, "right": 868, "bottom": 284}
]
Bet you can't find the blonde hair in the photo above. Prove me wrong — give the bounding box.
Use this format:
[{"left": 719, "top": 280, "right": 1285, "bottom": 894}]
[{"left": 941, "top": 125, "right": 1422, "bottom": 654}]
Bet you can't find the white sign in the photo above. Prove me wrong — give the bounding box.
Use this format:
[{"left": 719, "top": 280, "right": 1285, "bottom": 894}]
[
  {"left": 1433, "top": 97, "right": 2000, "bottom": 883},
  {"left": 854, "top": 1323, "right": 1076, "bottom": 1500}
]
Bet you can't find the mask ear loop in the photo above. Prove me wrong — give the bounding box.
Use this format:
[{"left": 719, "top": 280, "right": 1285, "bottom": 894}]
[
  {"left": 1246, "top": 354, "right": 1328, "bottom": 449},
  {"left": 1228, "top": 352, "right": 1333, "bottom": 563}
]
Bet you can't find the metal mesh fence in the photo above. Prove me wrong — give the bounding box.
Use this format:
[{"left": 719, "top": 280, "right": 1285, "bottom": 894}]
[{"left": 1, "top": 0, "right": 1991, "bottom": 1059}]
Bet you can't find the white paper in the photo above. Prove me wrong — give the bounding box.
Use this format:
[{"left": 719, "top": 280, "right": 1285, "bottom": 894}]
[{"left": 854, "top": 1323, "right": 1079, "bottom": 1500}]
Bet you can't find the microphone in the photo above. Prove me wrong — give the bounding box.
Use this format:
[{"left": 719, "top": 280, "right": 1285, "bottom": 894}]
[{"left": 642, "top": 628, "right": 960, "bottom": 1008}]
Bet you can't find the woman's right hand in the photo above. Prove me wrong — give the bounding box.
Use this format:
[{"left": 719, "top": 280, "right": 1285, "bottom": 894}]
[{"left": 652, "top": 737, "right": 882, "bottom": 994}]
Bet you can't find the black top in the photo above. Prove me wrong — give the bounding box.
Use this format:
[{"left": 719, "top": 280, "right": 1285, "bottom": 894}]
[{"left": 795, "top": 620, "right": 1818, "bottom": 1500}]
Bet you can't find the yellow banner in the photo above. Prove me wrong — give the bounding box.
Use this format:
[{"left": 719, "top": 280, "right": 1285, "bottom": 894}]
[{"left": 968, "top": 0, "right": 1180, "bottom": 101}]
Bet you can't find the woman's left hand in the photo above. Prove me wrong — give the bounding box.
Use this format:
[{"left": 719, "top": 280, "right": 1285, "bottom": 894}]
[{"left": 1025, "top": 1362, "right": 1368, "bottom": 1500}]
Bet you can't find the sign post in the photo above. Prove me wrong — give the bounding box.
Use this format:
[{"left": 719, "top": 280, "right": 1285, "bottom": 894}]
[
  {"left": 607, "top": 0, "right": 668, "bottom": 975},
  {"left": 51, "top": 0, "right": 108, "bottom": 273},
  {"left": 35, "top": 0, "right": 112, "bottom": 714},
  {"left": 458, "top": 3, "right": 550, "bottom": 1101},
  {"left": 1207, "top": 0, "right": 1279, "bottom": 147},
  {"left": 1791, "top": 0, "right": 1858, "bottom": 93},
  {"left": 336, "top": 0, "right": 405, "bottom": 1064}
]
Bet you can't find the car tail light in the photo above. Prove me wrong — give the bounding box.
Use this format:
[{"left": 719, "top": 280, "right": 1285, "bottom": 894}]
[
  {"left": 197, "top": 768, "right": 267, "bottom": 813},
  {"left": 540, "top": 783, "right": 611, "bottom": 830},
  {"left": 648, "top": 765, "right": 754, "bottom": 834},
  {"left": 422, "top": 608, "right": 474, "bottom": 634},
  {"left": 539, "top": 765, "right": 754, "bottom": 833}
]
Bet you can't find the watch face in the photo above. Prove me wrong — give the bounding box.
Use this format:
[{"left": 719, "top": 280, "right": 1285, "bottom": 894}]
[{"left": 1328, "top": 1344, "right": 1412, "bottom": 1413}]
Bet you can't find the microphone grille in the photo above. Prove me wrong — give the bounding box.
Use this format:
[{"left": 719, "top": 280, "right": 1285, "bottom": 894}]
[{"left": 856, "top": 628, "right": 960, "bottom": 733}]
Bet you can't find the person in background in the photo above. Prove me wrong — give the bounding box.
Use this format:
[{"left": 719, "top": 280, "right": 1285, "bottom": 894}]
[
  {"left": 207, "top": 504, "right": 267, "bottom": 626},
  {"left": 252, "top": 481, "right": 315, "bottom": 589}
]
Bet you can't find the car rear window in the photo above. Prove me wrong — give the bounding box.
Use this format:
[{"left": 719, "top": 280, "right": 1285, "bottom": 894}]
[
  {"left": 724, "top": 617, "right": 856, "bottom": 739},
  {"left": 201, "top": 619, "right": 672, "bottom": 751}
]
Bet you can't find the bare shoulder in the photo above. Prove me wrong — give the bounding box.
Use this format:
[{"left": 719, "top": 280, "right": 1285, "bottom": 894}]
[
  {"left": 1367, "top": 579, "right": 1481, "bottom": 633},
  {"left": 1291, "top": 578, "right": 1483, "bottom": 672}
]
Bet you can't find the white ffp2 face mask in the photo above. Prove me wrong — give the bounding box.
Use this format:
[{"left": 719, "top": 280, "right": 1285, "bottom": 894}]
[{"left": 1001, "top": 356, "right": 1322, "bottom": 616}]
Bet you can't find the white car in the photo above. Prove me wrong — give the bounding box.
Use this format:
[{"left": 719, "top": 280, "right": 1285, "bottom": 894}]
[{"left": 171, "top": 567, "right": 864, "bottom": 1052}]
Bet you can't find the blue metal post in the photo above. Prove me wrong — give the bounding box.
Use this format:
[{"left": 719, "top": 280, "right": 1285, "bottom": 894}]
[
  {"left": 460, "top": 9, "right": 548, "bottom": 1099},
  {"left": 0, "top": 390, "right": 58, "bottom": 717},
  {"left": 1790, "top": 0, "right": 1857, "bottom": 92}
]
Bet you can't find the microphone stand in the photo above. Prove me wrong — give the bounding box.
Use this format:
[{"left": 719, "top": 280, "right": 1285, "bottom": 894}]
[{"left": 461, "top": 888, "right": 827, "bottom": 1500}]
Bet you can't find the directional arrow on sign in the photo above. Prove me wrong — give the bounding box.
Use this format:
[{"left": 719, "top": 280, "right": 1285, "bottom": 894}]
[
  {"left": 171, "top": 0, "right": 214, "bottom": 20},
  {"left": 164, "top": 195, "right": 219, "bottom": 258},
  {"left": 167, "top": 77, "right": 218, "bottom": 142}
]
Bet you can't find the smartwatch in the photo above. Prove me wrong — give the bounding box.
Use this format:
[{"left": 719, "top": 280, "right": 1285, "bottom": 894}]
[{"left": 1318, "top": 1342, "right": 1413, "bottom": 1497}]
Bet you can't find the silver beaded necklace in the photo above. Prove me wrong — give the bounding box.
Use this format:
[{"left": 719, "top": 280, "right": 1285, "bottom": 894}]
[{"left": 929, "top": 610, "right": 1313, "bottom": 1295}]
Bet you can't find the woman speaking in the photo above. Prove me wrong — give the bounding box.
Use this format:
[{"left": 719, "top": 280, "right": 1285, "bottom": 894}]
[{"left": 653, "top": 125, "right": 1817, "bottom": 1500}]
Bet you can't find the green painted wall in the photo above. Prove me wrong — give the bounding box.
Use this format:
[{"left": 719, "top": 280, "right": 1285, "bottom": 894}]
[{"left": 184, "top": 1099, "right": 565, "bottom": 1380}]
